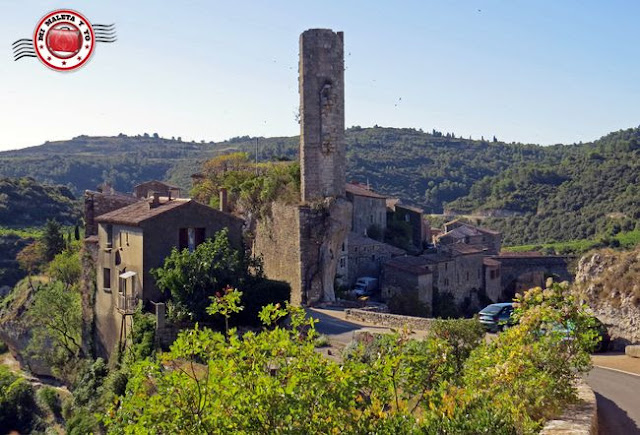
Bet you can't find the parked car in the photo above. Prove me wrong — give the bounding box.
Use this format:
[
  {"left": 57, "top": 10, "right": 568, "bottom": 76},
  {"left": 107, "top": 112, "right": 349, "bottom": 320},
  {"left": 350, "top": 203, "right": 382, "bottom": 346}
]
[
  {"left": 546, "top": 317, "right": 610, "bottom": 353},
  {"left": 354, "top": 277, "right": 378, "bottom": 297},
  {"left": 478, "top": 302, "right": 514, "bottom": 332}
]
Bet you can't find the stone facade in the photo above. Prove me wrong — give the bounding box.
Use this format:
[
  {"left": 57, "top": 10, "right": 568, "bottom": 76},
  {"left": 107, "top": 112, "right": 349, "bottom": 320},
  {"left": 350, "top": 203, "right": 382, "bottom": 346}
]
[
  {"left": 346, "top": 183, "right": 387, "bottom": 236},
  {"left": 437, "top": 220, "right": 502, "bottom": 255},
  {"left": 84, "top": 189, "right": 140, "bottom": 237},
  {"left": 381, "top": 256, "right": 433, "bottom": 310},
  {"left": 387, "top": 201, "right": 426, "bottom": 252},
  {"left": 340, "top": 232, "right": 405, "bottom": 287},
  {"left": 299, "top": 29, "right": 345, "bottom": 202}
]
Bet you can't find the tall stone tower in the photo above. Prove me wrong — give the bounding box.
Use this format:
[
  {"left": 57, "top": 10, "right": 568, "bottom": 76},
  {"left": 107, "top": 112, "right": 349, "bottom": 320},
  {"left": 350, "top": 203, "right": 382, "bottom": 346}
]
[{"left": 299, "top": 29, "right": 346, "bottom": 202}]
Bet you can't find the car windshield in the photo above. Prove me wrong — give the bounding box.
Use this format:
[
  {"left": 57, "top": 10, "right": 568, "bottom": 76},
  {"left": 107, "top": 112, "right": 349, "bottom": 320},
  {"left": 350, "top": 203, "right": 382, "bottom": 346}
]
[{"left": 481, "top": 305, "right": 505, "bottom": 315}]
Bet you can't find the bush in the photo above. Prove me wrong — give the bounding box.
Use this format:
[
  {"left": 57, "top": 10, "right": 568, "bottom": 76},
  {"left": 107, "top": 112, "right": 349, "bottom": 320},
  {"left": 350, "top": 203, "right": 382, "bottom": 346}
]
[
  {"left": 0, "top": 340, "right": 8, "bottom": 354},
  {"left": 432, "top": 288, "right": 460, "bottom": 318},
  {"left": 387, "top": 291, "right": 430, "bottom": 317},
  {"left": 37, "top": 386, "right": 61, "bottom": 417},
  {"left": 0, "top": 365, "right": 39, "bottom": 432},
  {"left": 237, "top": 279, "right": 290, "bottom": 325},
  {"left": 429, "top": 318, "right": 485, "bottom": 374}
]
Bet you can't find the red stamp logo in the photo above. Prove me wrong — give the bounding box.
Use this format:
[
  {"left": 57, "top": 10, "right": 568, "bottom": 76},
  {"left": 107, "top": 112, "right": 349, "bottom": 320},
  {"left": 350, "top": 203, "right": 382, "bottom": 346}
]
[
  {"left": 13, "top": 10, "right": 116, "bottom": 72},
  {"left": 34, "top": 10, "right": 95, "bottom": 71}
]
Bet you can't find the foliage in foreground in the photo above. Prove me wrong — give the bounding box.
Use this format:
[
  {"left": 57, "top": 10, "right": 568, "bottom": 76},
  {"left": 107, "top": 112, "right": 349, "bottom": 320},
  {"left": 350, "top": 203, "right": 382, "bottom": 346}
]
[{"left": 105, "top": 283, "right": 596, "bottom": 434}]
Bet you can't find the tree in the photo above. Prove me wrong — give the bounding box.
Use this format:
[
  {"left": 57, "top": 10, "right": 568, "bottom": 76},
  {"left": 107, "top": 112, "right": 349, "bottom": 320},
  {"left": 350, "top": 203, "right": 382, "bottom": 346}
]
[
  {"left": 74, "top": 225, "right": 80, "bottom": 241},
  {"left": 42, "top": 219, "right": 65, "bottom": 261},
  {"left": 152, "top": 228, "right": 257, "bottom": 322},
  {"left": 16, "top": 241, "right": 45, "bottom": 283},
  {"left": 48, "top": 248, "right": 81, "bottom": 289},
  {"left": 28, "top": 281, "right": 84, "bottom": 370}
]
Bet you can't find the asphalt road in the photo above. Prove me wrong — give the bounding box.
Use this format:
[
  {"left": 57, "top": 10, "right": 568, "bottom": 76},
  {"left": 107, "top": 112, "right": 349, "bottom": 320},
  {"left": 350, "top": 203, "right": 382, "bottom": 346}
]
[
  {"left": 587, "top": 367, "right": 640, "bottom": 434},
  {"left": 307, "top": 307, "right": 388, "bottom": 344}
]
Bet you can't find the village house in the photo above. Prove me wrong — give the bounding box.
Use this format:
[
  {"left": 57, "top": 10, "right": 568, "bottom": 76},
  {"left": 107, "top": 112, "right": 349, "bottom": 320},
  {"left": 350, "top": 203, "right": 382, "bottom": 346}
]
[
  {"left": 386, "top": 199, "right": 429, "bottom": 252},
  {"left": 337, "top": 232, "right": 405, "bottom": 288},
  {"left": 91, "top": 193, "right": 243, "bottom": 357},
  {"left": 435, "top": 219, "right": 502, "bottom": 255},
  {"left": 381, "top": 256, "right": 433, "bottom": 313},
  {"left": 345, "top": 182, "right": 387, "bottom": 236}
]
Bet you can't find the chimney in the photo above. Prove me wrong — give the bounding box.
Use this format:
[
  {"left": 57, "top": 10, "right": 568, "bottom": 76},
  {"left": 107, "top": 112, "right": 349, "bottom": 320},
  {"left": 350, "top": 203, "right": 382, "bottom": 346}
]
[
  {"left": 219, "top": 188, "right": 228, "bottom": 213},
  {"left": 151, "top": 191, "right": 160, "bottom": 208}
]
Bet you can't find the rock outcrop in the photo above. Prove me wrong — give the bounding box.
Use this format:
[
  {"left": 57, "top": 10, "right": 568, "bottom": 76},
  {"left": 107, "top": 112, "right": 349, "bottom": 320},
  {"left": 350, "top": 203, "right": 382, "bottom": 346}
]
[{"left": 574, "top": 247, "right": 640, "bottom": 349}]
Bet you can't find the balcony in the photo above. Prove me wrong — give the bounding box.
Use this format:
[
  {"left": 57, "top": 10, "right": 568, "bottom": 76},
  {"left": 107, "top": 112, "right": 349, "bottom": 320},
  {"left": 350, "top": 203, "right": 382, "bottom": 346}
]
[{"left": 117, "top": 293, "right": 138, "bottom": 314}]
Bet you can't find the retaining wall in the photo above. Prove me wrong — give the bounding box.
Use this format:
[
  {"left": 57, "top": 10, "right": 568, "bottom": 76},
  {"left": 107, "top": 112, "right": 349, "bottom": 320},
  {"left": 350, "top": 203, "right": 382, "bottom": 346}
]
[{"left": 345, "top": 309, "right": 433, "bottom": 330}]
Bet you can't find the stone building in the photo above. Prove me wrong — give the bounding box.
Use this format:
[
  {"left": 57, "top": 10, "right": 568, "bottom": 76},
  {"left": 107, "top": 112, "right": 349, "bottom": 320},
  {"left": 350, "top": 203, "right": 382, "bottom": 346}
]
[
  {"left": 133, "top": 180, "right": 181, "bottom": 199},
  {"left": 337, "top": 232, "right": 405, "bottom": 287},
  {"left": 92, "top": 195, "right": 243, "bottom": 357},
  {"left": 386, "top": 199, "right": 427, "bottom": 252},
  {"left": 84, "top": 188, "right": 140, "bottom": 237},
  {"left": 381, "top": 256, "right": 433, "bottom": 312},
  {"left": 437, "top": 219, "right": 502, "bottom": 255},
  {"left": 346, "top": 182, "right": 387, "bottom": 236}
]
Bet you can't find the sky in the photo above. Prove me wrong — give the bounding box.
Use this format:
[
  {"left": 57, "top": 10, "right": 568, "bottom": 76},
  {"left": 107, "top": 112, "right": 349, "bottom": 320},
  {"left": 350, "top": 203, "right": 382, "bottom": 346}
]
[{"left": 2, "top": 0, "right": 640, "bottom": 151}]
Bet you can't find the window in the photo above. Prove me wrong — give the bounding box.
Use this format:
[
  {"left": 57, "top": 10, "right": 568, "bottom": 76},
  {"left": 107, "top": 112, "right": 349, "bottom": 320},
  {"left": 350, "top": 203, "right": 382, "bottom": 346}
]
[
  {"left": 103, "top": 268, "right": 111, "bottom": 291},
  {"left": 405, "top": 214, "right": 410, "bottom": 223},
  {"left": 444, "top": 263, "right": 448, "bottom": 271},
  {"left": 340, "top": 258, "right": 345, "bottom": 268},
  {"left": 341, "top": 243, "right": 345, "bottom": 252},
  {"left": 106, "top": 224, "right": 113, "bottom": 248},
  {"left": 371, "top": 255, "right": 375, "bottom": 261},
  {"left": 179, "top": 227, "right": 206, "bottom": 252}
]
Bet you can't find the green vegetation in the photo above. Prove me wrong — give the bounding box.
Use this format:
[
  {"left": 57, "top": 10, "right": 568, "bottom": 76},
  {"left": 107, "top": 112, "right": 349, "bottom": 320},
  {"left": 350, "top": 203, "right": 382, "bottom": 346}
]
[
  {"left": 2, "top": 127, "right": 640, "bottom": 246},
  {"left": 0, "top": 364, "right": 39, "bottom": 432},
  {"left": 191, "top": 152, "right": 300, "bottom": 214},
  {"left": 103, "top": 283, "right": 596, "bottom": 433},
  {"left": 504, "top": 228, "right": 640, "bottom": 255}
]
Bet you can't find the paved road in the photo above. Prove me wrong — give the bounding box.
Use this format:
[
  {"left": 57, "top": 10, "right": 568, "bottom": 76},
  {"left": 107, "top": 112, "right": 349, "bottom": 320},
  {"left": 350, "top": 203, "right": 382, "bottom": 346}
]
[
  {"left": 307, "top": 307, "right": 388, "bottom": 344},
  {"left": 587, "top": 367, "right": 640, "bottom": 434}
]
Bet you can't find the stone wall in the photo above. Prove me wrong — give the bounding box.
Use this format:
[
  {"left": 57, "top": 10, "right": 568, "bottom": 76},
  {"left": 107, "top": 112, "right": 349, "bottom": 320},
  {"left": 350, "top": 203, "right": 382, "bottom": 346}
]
[
  {"left": 84, "top": 190, "right": 139, "bottom": 237},
  {"left": 254, "top": 202, "right": 303, "bottom": 305},
  {"left": 540, "top": 381, "right": 598, "bottom": 435},
  {"left": 345, "top": 308, "right": 433, "bottom": 330}
]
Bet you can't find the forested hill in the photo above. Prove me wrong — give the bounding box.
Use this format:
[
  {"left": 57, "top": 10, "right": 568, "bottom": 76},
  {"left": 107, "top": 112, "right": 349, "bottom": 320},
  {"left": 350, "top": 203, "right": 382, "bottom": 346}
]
[
  {"left": 0, "top": 177, "right": 79, "bottom": 226},
  {"left": 0, "top": 128, "right": 558, "bottom": 208},
  {"left": 0, "top": 126, "right": 638, "bottom": 245},
  {"left": 447, "top": 128, "right": 640, "bottom": 245}
]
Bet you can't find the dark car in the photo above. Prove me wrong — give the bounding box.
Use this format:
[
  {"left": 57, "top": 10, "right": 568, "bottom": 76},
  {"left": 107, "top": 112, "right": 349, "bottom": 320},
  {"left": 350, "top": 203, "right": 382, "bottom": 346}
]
[{"left": 478, "top": 302, "right": 514, "bottom": 332}]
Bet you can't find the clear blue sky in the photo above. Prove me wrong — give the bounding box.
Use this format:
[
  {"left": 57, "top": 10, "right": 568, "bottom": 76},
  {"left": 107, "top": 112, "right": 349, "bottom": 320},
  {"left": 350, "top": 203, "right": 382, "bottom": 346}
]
[{"left": 2, "top": 0, "right": 640, "bottom": 150}]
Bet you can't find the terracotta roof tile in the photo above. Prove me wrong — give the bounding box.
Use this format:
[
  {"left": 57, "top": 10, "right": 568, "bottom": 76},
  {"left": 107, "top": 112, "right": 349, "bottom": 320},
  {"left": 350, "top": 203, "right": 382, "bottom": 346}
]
[
  {"left": 384, "top": 256, "right": 432, "bottom": 275},
  {"left": 345, "top": 183, "right": 387, "bottom": 199},
  {"left": 95, "top": 198, "right": 190, "bottom": 226}
]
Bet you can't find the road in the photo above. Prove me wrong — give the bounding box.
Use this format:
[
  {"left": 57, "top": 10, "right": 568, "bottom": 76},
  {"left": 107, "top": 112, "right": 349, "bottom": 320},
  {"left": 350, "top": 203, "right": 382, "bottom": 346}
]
[
  {"left": 307, "top": 307, "right": 389, "bottom": 344},
  {"left": 587, "top": 367, "right": 640, "bottom": 434}
]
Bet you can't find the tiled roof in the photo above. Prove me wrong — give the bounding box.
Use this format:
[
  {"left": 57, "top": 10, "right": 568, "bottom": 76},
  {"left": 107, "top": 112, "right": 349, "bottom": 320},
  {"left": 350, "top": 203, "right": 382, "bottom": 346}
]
[
  {"left": 95, "top": 198, "right": 191, "bottom": 226},
  {"left": 348, "top": 232, "right": 406, "bottom": 255},
  {"left": 448, "top": 244, "right": 485, "bottom": 255},
  {"left": 395, "top": 203, "right": 424, "bottom": 214},
  {"left": 421, "top": 252, "right": 453, "bottom": 263},
  {"left": 345, "top": 183, "right": 387, "bottom": 199},
  {"left": 384, "top": 256, "right": 432, "bottom": 275},
  {"left": 483, "top": 258, "right": 501, "bottom": 267}
]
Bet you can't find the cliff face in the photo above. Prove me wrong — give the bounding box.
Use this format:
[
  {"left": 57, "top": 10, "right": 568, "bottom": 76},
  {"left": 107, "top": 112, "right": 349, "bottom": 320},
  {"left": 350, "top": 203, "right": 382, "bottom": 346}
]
[{"left": 574, "top": 247, "right": 640, "bottom": 349}]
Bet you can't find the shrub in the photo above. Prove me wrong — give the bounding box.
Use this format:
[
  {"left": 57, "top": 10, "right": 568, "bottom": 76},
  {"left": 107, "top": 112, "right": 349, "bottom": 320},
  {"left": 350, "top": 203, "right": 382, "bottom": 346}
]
[
  {"left": 432, "top": 288, "right": 460, "bottom": 318},
  {"left": 37, "top": 386, "right": 61, "bottom": 417},
  {"left": 237, "top": 279, "right": 290, "bottom": 325},
  {"left": 0, "top": 340, "right": 8, "bottom": 354},
  {"left": 429, "top": 318, "right": 485, "bottom": 374},
  {"left": 0, "top": 365, "right": 39, "bottom": 432}
]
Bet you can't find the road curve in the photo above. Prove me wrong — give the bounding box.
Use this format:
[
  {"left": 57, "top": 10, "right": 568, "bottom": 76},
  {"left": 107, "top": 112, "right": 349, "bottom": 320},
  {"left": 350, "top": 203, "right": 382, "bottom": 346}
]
[{"left": 587, "top": 367, "right": 640, "bottom": 434}]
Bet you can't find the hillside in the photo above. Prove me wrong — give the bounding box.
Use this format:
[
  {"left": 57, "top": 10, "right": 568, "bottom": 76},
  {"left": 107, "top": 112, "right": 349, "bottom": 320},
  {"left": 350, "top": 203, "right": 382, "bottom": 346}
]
[
  {"left": 448, "top": 128, "right": 640, "bottom": 244},
  {"left": 0, "top": 126, "right": 638, "bottom": 246}
]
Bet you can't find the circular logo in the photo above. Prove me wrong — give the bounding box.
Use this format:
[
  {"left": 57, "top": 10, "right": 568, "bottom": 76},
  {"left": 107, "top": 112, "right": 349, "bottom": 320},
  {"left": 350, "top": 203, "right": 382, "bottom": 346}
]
[{"left": 33, "top": 9, "right": 95, "bottom": 71}]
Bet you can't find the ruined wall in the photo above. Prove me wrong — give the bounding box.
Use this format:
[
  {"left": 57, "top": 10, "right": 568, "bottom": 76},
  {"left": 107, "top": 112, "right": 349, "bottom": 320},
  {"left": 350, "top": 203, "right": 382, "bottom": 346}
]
[
  {"left": 84, "top": 190, "right": 139, "bottom": 237},
  {"left": 254, "top": 202, "right": 303, "bottom": 305},
  {"left": 299, "top": 29, "right": 345, "bottom": 202}
]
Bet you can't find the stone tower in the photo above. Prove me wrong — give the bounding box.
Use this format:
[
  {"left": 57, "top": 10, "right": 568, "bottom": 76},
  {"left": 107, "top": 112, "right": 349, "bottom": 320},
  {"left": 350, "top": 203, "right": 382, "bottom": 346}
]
[{"left": 299, "top": 29, "right": 346, "bottom": 202}]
